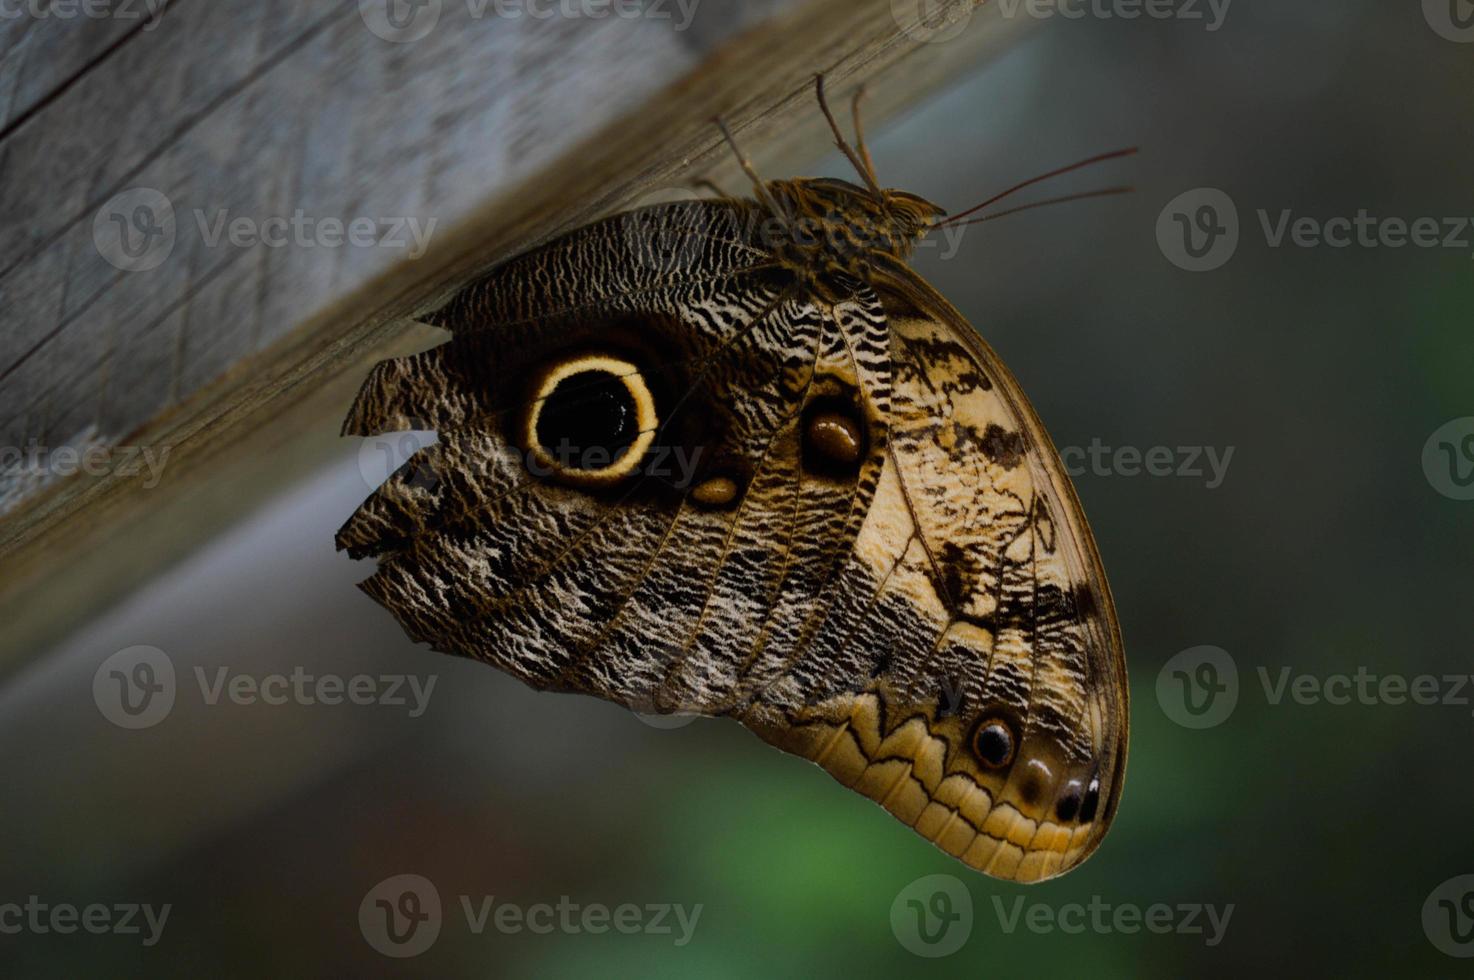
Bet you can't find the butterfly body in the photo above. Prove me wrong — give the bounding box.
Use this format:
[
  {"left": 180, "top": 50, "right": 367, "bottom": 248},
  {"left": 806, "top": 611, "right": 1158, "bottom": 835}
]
[
  {"left": 339, "top": 86, "right": 1128, "bottom": 883},
  {"left": 755, "top": 178, "right": 944, "bottom": 292}
]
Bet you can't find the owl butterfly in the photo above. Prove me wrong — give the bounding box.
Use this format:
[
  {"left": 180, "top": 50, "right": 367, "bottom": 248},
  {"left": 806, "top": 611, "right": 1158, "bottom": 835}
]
[{"left": 339, "top": 78, "right": 1129, "bottom": 883}]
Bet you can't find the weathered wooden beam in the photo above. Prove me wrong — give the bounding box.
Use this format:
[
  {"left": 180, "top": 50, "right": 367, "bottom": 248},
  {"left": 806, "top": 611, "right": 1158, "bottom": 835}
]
[{"left": 0, "top": 0, "right": 1029, "bottom": 670}]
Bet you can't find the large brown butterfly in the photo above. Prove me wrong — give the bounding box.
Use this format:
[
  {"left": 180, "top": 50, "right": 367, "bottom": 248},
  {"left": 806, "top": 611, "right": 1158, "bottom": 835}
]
[{"left": 338, "top": 78, "right": 1129, "bottom": 883}]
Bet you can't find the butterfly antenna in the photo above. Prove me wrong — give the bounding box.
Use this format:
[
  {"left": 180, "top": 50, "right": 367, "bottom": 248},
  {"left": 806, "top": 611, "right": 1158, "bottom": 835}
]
[
  {"left": 815, "top": 74, "right": 887, "bottom": 201},
  {"left": 714, "top": 115, "right": 795, "bottom": 230},
  {"left": 936, "top": 147, "right": 1139, "bottom": 228},
  {"left": 943, "top": 186, "right": 1135, "bottom": 229},
  {"left": 851, "top": 84, "right": 883, "bottom": 191}
]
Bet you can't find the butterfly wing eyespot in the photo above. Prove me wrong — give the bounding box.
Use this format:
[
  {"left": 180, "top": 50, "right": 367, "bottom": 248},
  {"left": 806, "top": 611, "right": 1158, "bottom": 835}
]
[
  {"left": 800, "top": 393, "right": 870, "bottom": 478},
  {"left": 1078, "top": 775, "right": 1102, "bottom": 823},
  {"left": 521, "top": 354, "right": 659, "bottom": 487},
  {"left": 690, "top": 474, "right": 740, "bottom": 509},
  {"left": 972, "top": 717, "right": 1017, "bottom": 770}
]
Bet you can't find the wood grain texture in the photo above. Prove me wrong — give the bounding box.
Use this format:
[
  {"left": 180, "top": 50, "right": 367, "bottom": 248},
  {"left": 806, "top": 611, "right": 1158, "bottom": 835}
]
[
  {"left": 0, "top": 0, "right": 169, "bottom": 133},
  {"left": 0, "top": 0, "right": 1029, "bottom": 671}
]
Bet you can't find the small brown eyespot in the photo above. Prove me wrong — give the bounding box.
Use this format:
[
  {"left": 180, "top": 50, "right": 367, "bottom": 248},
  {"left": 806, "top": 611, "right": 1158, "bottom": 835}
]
[
  {"left": 971, "top": 717, "right": 1016, "bottom": 770},
  {"left": 807, "top": 412, "right": 863, "bottom": 464},
  {"left": 690, "top": 475, "right": 740, "bottom": 509},
  {"left": 801, "top": 399, "right": 867, "bottom": 478}
]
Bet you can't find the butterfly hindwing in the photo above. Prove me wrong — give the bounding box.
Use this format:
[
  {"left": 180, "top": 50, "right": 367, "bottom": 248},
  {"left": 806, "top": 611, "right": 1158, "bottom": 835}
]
[{"left": 740, "top": 265, "right": 1127, "bottom": 882}]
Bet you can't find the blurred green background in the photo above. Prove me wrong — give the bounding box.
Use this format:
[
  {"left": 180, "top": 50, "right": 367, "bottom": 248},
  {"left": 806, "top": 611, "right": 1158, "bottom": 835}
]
[{"left": 3, "top": 1, "right": 1473, "bottom": 976}]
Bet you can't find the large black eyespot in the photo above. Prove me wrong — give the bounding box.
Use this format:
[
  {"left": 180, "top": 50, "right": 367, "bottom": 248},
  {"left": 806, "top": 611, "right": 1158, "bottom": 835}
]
[
  {"left": 536, "top": 371, "right": 638, "bottom": 465},
  {"left": 971, "top": 717, "right": 1016, "bottom": 770},
  {"left": 523, "top": 355, "right": 657, "bottom": 486}
]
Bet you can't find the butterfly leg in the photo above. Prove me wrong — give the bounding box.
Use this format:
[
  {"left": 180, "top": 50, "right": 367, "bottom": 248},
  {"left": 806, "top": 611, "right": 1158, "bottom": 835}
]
[
  {"left": 689, "top": 178, "right": 730, "bottom": 199},
  {"left": 713, "top": 116, "right": 791, "bottom": 224}
]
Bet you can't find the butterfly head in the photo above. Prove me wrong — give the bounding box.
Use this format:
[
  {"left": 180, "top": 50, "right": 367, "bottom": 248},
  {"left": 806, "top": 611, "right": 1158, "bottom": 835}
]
[{"left": 762, "top": 177, "right": 945, "bottom": 288}]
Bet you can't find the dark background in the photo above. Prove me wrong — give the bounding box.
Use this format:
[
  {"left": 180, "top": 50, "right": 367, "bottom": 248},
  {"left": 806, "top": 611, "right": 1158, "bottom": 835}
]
[{"left": 3, "top": 1, "right": 1472, "bottom": 976}]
